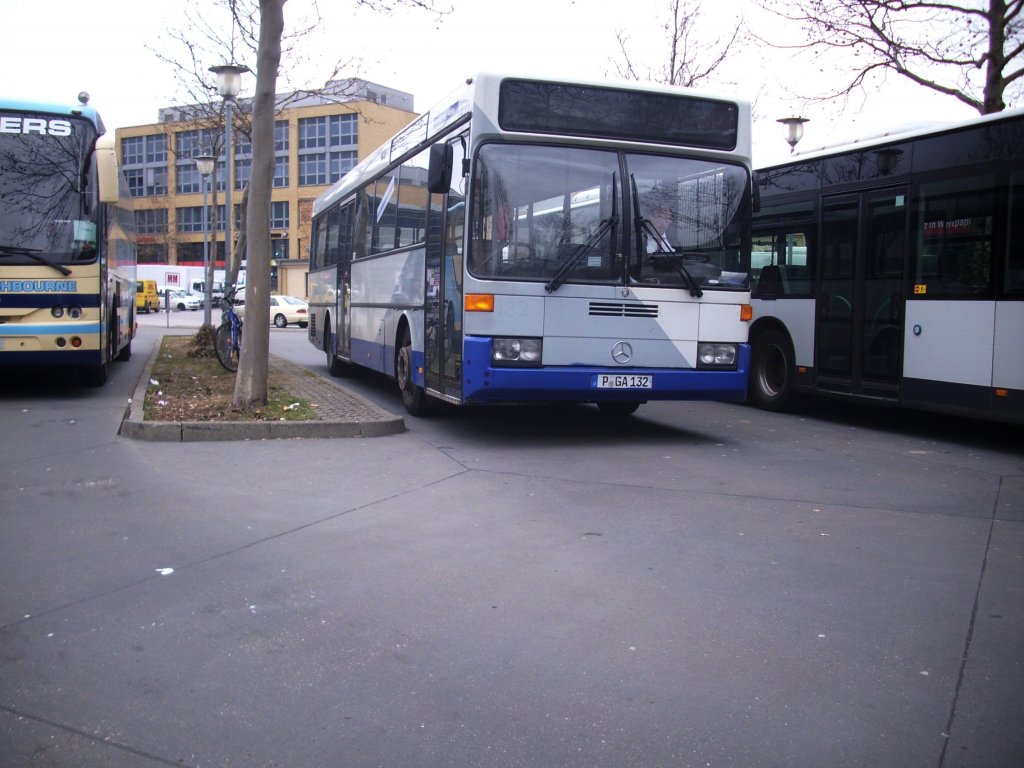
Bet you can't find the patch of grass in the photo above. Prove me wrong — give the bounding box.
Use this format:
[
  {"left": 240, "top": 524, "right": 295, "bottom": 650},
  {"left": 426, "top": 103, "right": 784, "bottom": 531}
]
[{"left": 144, "top": 334, "right": 319, "bottom": 422}]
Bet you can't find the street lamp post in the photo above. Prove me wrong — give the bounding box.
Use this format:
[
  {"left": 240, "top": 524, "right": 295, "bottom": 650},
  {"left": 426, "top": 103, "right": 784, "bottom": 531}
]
[
  {"left": 209, "top": 63, "right": 250, "bottom": 290},
  {"left": 195, "top": 154, "right": 217, "bottom": 327},
  {"left": 777, "top": 116, "right": 809, "bottom": 154}
]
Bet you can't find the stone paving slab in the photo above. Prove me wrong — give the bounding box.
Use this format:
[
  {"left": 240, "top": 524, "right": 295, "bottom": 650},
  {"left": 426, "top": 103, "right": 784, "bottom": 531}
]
[{"left": 119, "top": 345, "right": 405, "bottom": 442}]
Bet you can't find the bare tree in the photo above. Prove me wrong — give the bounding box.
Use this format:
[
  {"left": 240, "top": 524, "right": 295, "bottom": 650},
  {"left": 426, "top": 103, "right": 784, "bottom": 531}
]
[
  {"left": 150, "top": 0, "right": 446, "bottom": 409},
  {"left": 233, "top": 0, "right": 283, "bottom": 410},
  {"left": 756, "top": 0, "right": 1024, "bottom": 114},
  {"left": 612, "top": 0, "right": 742, "bottom": 87}
]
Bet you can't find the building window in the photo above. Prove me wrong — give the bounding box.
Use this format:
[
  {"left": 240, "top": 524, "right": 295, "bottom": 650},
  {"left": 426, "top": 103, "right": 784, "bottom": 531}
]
[
  {"left": 136, "top": 208, "right": 168, "bottom": 235},
  {"left": 271, "top": 201, "right": 289, "bottom": 229},
  {"left": 330, "top": 113, "right": 357, "bottom": 146},
  {"left": 299, "top": 116, "right": 327, "bottom": 149},
  {"left": 329, "top": 151, "right": 357, "bottom": 183},
  {"left": 146, "top": 167, "right": 168, "bottom": 196},
  {"left": 125, "top": 168, "right": 144, "bottom": 197},
  {"left": 273, "top": 156, "right": 289, "bottom": 188},
  {"left": 146, "top": 134, "right": 167, "bottom": 163},
  {"left": 275, "top": 120, "right": 289, "bottom": 152},
  {"left": 235, "top": 157, "right": 252, "bottom": 190},
  {"left": 299, "top": 154, "right": 328, "bottom": 186},
  {"left": 138, "top": 243, "right": 168, "bottom": 263},
  {"left": 122, "top": 137, "right": 144, "bottom": 165},
  {"left": 177, "top": 205, "right": 225, "bottom": 233},
  {"left": 177, "top": 163, "right": 202, "bottom": 194}
]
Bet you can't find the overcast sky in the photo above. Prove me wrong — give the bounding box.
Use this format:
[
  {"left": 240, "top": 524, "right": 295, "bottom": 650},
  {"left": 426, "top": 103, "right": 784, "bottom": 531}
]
[{"left": 1, "top": 0, "right": 979, "bottom": 166}]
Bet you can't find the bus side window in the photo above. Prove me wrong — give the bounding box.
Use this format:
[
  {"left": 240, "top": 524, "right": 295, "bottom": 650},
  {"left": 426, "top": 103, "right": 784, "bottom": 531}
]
[
  {"left": 1006, "top": 170, "right": 1024, "bottom": 294},
  {"left": 752, "top": 231, "right": 811, "bottom": 297},
  {"left": 915, "top": 175, "right": 994, "bottom": 296}
]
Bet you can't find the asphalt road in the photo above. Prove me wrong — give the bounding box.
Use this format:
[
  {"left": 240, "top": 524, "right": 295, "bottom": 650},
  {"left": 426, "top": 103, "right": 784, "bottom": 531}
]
[{"left": 1, "top": 318, "right": 1022, "bottom": 768}]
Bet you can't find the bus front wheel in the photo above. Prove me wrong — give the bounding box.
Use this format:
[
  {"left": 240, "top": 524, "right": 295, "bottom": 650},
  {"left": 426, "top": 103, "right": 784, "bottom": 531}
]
[
  {"left": 750, "top": 328, "right": 795, "bottom": 412},
  {"left": 324, "top": 322, "right": 349, "bottom": 377},
  {"left": 397, "top": 327, "right": 429, "bottom": 416}
]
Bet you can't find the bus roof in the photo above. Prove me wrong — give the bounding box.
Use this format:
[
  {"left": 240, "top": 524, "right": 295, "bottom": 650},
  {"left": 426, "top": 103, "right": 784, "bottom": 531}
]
[
  {"left": 759, "top": 105, "right": 1024, "bottom": 171},
  {"left": 313, "top": 72, "right": 752, "bottom": 218},
  {"left": 0, "top": 95, "right": 105, "bottom": 135}
]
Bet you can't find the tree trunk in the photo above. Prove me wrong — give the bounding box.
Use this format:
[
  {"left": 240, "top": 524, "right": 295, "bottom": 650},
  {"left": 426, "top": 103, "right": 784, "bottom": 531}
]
[{"left": 232, "top": 0, "right": 283, "bottom": 410}]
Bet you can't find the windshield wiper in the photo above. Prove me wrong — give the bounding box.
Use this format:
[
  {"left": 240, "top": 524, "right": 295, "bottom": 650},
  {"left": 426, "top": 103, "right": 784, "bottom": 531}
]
[
  {"left": 545, "top": 174, "right": 618, "bottom": 293},
  {"left": 0, "top": 245, "right": 73, "bottom": 276},
  {"left": 629, "top": 175, "right": 702, "bottom": 298}
]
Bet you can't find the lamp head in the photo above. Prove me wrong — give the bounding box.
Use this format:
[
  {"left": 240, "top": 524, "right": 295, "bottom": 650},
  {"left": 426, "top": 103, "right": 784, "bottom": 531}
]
[
  {"left": 777, "top": 116, "right": 809, "bottom": 151},
  {"left": 209, "top": 63, "right": 250, "bottom": 100},
  {"left": 195, "top": 154, "right": 217, "bottom": 176}
]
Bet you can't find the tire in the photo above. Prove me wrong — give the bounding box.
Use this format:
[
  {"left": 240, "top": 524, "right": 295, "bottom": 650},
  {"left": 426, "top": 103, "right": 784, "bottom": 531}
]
[
  {"left": 214, "top": 322, "right": 240, "bottom": 372},
  {"left": 176, "top": 302, "right": 186, "bottom": 312},
  {"left": 324, "top": 322, "right": 349, "bottom": 377},
  {"left": 396, "top": 326, "right": 429, "bottom": 416},
  {"left": 83, "top": 361, "right": 108, "bottom": 387},
  {"left": 116, "top": 339, "right": 132, "bottom": 362},
  {"left": 274, "top": 313, "right": 288, "bottom": 328},
  {"left": 749, "top": 327, "right": 795, "bottom": 412},
  {"left": 597, "top": 401, "right": 642, "bottom": 417}
]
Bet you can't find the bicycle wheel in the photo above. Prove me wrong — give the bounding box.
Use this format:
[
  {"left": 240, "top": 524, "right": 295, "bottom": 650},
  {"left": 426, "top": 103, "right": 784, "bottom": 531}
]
[{"left": 214, "top": 322, "right": 241, "bottom": 372}]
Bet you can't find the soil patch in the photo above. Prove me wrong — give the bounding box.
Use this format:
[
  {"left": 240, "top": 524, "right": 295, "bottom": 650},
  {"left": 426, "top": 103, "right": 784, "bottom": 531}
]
[{"left": 144, "top": 334, "right": 318, "bottom": 422}]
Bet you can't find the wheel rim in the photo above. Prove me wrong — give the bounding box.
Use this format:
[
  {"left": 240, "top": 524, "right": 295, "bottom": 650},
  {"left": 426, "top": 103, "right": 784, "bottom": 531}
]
[
  {"left": 275, "top": 315, "right": 286, "bottom": 328},
  {"left": 397, "top": 344, "right": 412, "bottom": 392},
  {"left": 758, "top": 344, "right": 787, "bottom": 398}
]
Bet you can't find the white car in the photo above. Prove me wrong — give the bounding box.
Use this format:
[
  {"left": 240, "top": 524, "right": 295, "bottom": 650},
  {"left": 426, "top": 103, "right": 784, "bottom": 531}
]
[
  {"left": 236, "top": 294, "right": 309, "bottom": 328},
  {"left": 158, "top": 288, "right": 202, "bottom": 311}
]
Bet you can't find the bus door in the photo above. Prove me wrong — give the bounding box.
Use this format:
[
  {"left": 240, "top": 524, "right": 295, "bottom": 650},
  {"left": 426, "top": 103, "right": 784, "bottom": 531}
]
[
  {"left": 817, "top": 188, "right": 908, "bottom": 398},
  {"left": 424, "top": 138, "right": 466, "bottom": 401}
]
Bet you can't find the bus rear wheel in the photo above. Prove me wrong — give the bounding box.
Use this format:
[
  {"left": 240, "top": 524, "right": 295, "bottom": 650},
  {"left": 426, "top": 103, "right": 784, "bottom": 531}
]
[{"left": 750, "top": 327, "right": 795, "bottom": 412}]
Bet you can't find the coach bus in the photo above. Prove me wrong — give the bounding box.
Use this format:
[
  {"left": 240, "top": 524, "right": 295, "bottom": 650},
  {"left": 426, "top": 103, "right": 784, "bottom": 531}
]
[
  {"left": 307, "top": 73, "right": 754, "bottom": 415},
  {"left": 748, "top": 108, "right": 1024, "bottom": 423},
  {"left": 0, "top": 94, "right": 136, "bottom": 385}
]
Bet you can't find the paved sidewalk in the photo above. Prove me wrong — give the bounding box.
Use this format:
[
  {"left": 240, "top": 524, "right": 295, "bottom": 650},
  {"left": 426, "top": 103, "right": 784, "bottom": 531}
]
[{"left": 119, "top": 344, "right": 405, "bottom": 442}]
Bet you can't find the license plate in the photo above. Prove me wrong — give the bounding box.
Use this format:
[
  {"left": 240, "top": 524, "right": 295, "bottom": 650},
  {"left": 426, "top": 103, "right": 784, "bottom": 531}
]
[{"left": 594, "top": 373, "right": 652, "bottom": 389}]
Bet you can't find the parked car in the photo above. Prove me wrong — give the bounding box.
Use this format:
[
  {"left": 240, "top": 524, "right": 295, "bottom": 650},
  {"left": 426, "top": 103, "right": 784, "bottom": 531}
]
[
  {"left": 236, "top": 294, "right": 309, "bottom": 328},
  {"left": 157, "top": 288, "right": 202, "bottom": 311}
]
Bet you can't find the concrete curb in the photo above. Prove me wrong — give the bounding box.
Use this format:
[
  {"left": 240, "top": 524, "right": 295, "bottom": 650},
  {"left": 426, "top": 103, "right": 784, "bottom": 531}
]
[{"left": 119, "top": 344, "right": 405, "bottom": 442}]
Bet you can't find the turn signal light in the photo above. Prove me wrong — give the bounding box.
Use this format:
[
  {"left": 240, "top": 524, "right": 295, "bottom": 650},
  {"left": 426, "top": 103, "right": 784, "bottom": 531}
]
[{"left": 465, "top": 294, "right": 494, "bottom": 312}]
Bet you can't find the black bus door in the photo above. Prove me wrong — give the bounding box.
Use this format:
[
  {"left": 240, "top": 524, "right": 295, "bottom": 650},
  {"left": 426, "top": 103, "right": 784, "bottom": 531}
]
[{"left": 816, "top": 189, "right": 908, "bottom": 399}]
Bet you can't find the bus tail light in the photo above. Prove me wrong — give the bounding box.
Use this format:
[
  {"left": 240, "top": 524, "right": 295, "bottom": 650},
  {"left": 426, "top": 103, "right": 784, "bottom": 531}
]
[
  {"left": 465, "top": 294, "right": 494, "bottom": 312},
  {"left": 70, "top": 337, "right": 83, "bottom": 348}
]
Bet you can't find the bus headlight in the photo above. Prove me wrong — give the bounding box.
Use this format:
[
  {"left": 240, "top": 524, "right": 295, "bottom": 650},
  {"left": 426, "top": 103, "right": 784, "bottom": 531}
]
[
  {"left": 492, "top": 337, "right": 542, "bottom": 367},
  {"left": 697, "top": 342, "right": 737, "bottom": 368}
]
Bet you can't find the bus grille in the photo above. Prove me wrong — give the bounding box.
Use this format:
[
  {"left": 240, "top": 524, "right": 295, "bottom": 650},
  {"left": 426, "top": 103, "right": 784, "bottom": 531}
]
[{"left": 588, "top": 301, "right": 659, "bottom": 318}]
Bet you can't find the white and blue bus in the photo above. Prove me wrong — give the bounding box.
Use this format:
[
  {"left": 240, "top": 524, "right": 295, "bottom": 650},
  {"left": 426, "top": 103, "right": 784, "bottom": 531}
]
[
  {"left": 0, "top": 94, "right": 136, "bottom": 385},
  {"left": 749, "top": 108, "right": 1024, "bottom": 423},
  {"left": 308, "top": 73, "right": 754, "bottom": 415}
]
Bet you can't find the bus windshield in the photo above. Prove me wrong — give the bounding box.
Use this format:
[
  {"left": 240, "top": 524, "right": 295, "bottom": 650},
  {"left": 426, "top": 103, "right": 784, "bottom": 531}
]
[
  {"left": 0, "top": 113, "right": 99, "bottom": 266},
  {"left": 468, "top": 143, "right": 750, "bottom": 290}
]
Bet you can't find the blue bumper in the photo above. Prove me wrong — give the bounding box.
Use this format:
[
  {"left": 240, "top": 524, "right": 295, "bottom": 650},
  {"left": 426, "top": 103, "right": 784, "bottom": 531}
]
[{"left": 462, "top": 337, "right": 750, "bottom": 404}]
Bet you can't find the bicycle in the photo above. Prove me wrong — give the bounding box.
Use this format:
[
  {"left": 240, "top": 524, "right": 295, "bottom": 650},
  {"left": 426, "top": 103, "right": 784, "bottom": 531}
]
[{"left": 214, "top": 286, "right": 243, "bottom": 372}]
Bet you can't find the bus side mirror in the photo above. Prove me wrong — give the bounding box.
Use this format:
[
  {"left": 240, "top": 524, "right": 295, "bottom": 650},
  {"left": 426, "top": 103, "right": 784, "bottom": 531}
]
[
  {"left": 95, "top": 136, "right": 120, "bottom": 204},
  {"left": 427, "top": 143, "right": 453, "bottom": 194}
]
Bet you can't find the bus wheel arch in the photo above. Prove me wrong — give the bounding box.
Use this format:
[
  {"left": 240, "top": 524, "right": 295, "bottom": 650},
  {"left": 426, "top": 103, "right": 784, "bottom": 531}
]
[{"left": 749, "top": 323, "right": 795, "bottom": 412}]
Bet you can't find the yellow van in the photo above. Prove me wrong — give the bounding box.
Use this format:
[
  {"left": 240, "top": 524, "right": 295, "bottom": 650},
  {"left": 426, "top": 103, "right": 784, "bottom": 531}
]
[{"left": 136, "top": 279, "right": 159, "bottom": 313}]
